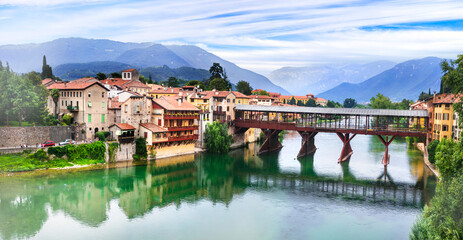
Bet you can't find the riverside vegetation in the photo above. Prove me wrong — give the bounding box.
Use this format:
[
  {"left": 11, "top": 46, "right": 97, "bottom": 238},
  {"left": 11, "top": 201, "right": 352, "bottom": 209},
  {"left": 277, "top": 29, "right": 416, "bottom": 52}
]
[{"left": 0, "top": 141, "right": 115, "bottom": 172}]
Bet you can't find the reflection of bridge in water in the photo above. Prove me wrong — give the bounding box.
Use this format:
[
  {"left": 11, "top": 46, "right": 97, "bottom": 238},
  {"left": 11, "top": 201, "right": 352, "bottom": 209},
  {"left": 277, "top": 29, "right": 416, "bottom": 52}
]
[{"left": 233, "top": 105, "right": 429, "bottom": 166}]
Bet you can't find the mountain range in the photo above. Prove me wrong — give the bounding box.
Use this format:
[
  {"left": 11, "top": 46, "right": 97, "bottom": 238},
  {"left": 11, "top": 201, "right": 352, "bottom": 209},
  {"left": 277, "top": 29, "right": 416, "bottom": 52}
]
[
  {"left": 0, "top": 38, "right": 290, "bottom": 94},
  {"left": 268, "top": 61, "right": 396, "bottom": 95},
  {"left": 318, "top": 57, "right": 443, "bottom": 103}
]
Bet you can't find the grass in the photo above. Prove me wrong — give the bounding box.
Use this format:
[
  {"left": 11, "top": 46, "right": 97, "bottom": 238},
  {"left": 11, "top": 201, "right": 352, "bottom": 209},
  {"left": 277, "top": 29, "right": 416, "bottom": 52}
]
[
  {"left": 0, "top": 152, "right": 104, "bottom": 173},
  {"left": 0, "top": 121, "right": 36, "bottom": 127}
]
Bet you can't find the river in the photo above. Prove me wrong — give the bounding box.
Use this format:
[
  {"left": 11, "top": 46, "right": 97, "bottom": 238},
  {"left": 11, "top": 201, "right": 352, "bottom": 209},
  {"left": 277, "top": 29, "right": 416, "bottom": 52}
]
[{"left": 0, "top": 132, "right": 436, "bottom": 240}]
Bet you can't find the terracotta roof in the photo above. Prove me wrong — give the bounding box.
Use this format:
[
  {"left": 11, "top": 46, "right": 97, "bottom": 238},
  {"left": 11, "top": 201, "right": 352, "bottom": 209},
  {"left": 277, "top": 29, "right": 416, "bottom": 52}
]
[
  {"left": 433, "top": 93, "right": 460, "bottom": 104},
  {"left": 47, "top": 81, "right": 108, "bottom": 91},
  {"left": 153, "top": 96, "right": 200, "bottom": 111},
  {"left": 251, "top": 95, "right": 274, "bottom": 99},
  {"left": 149, "top": 87, "right": 181, "bottom": 94},
  {"left": 42, "top": 78, "right": 53, "bottom": 85},
  {"left": 232, "top": 91, "right": 250, "bottom": 98},
  {"left": 204, "top": 90, "right": 230, "bottom": 98},
  {"left": 109, "top": 99, "right": 123, "bottom": 109},
  {"left": 140, "top": 123, "right": 168, "bottom": 133},
  {"left": 122, "top": 69, "right": 136, "bottom": 72},
  {"left": 112, "top": 123, "right": 136, "bottom": 130},
  {"left": 315, "top": 97, "right": 327, "bottom": 102},
  {"left": 147, "top": 84, "right": 163, "bottom": 91},
  {"left": 102, "top": 78, "right": 130, "bottom": 88},
  {"left": 70, "top": 77, "right": 97, "bottom": 83},
  {"left": 121, "top": 80, "right": 150, "bottom": 89}
]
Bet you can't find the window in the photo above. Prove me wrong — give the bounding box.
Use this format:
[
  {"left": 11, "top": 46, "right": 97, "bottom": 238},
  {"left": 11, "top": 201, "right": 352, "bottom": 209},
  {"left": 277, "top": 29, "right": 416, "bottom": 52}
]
[
  {"left": 88, "top": 101, "right": 92, "bottom": 107},
  {"left": 73, "top": 92, "right": 75, "bottom": 97},
  {"left": 227, "top": 99, "right": 230, "bottom": 103},
  {"left": 65, "top": 100, "right": 67, "bottom": 106},
  {"left": 70, "top": 101, "right": 72, "bottom": 106},
  {"left": 102, "top": 102, "right": 105, "bottom": 108},
  {"left": 190, "top": 98, "right": 194, "bottom": 102},
  {"left": 102, "top": 92, "right": 105, "bottom": 98},
  {"left": 227, "top": 106, "right": 229, "bottom": 111},
  {"left": 233, "top": 99, "right": 235, "bottom": 103},
  {"left": 88, "top": 114, "right": 92, "bottom": 123},
  {"left": 101, "top": 114, "right": 105, "bottom": 123},
  {"left": 61, "top": 100, "right": 64, "bottom": 106},
  {"left": 443, "top": 113, "right": 449, "bottom": 120},
  {"left": 443, "top": 125, "right": 449, "bottom": 131},
  {"left": 125, "top": 105, "right": 128, "bottom": 112},
  {"left": 88, "top": 92, "right": 91, "bottom": 98},
  {"left": 76, "top": 101, "right": 79, "bottom": 106},
  {"left": 238, "top": 100, "right": 241, "bottom": 104},
  {"left": 80, "top": 92, "right": 82, "bottom": 97}
]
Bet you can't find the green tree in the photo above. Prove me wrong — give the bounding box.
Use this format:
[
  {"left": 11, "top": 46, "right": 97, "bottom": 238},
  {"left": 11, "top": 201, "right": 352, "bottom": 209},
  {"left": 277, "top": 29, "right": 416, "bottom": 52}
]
[
  {"left": 253, "top": 90, "right": 270, "bottom": 96},
  {"left": 41, "top": 55, "right": 53, "bottom": 79},
  {"left": 296, "top": 100, "right": 304, "bottom": 106},
  {"left": 394, "top": 99, "right": 413, "bottom": 110},
  {"left": 185, "top": 80, "right": 206, "bottom": 90},
  {"left": 305, "top": 98, "right": 316, "bottom": 107},
  {"left": 166, "top": 77, "right": 180, "bottom": 87},
  {"left": 204, "top": 121, "right": 234, "bottom": 153},
  {"left": 208, "top": 78, "right": 230, "bottom": 91},
  {"left": 209, "top": 62, "right": 224, "bottom": 80},
  {"left": 110, "top": 72, "right": 122, "bottom": 78},
  {"left": 133, "top": 137, "right": 148, "bottom": 160},
  {"left": 95, "top": 72, "right": 106, "bottom": 80},
  {"left": 369, "top": 93, "right": 393, "bottom": 109},
  {"left": 236, "top": 80, "right": 253, "bottom": 95},
  {"left": 327, "top": 100, "right": 336, "bottom": 108},
  {"left": 418, "top": 90, "right": 432, "bottom": 101},
  {"left": 288, "top": 97, "right": 296, "bottom": 105},
  {"left": 62, "top": 114, "right": 72, "bottom": 125},
  {"left": 343, "top": 98, "right": 357, "bottom": 108},
  {"left": 50, "top": 88, "right": 60, "bottom": 117},
  {"left": 440, "top": 55, "right": 463, "bottom": 126}
]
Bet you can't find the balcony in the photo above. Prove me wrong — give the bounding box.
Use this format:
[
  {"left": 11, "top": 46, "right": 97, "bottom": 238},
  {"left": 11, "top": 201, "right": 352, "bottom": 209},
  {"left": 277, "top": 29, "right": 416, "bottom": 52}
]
[
  {"left": 118, "top": 136, "right": 135, "bottom": 143},
  {"left": 164, "top": 114, "right": 199, "bottom": 120},
  {"left": 168, "top": 134, "right": 199, "bottom": 142},
  {"left": 167, "top": 125, "right": 199, "bottom": 131},
  {"left": 213, "top": 111, "right": 226, "bottom": 115},
  {"left": 67, "top": 105, "right": 79, "bottom": 111}
]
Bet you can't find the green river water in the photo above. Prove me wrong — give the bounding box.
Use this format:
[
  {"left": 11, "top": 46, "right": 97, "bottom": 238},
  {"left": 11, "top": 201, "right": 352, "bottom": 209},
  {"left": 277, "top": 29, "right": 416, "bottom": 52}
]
[{"left": 0, "top": 132, "right": 436, "bottom": 240}]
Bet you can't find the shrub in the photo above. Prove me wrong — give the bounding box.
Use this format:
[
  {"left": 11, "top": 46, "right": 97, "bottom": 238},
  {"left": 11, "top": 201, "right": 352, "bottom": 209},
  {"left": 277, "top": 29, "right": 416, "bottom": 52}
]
[
  {"left": 62, "top": 114, "right": 72, "bottom": 125},
  {"left": 427, "top": 140, "right": 439, "bottom": 164},
  {"left": 27, "top": 149, "right": 48, "bottom": 161},
  {"left": 108, "top": 142, "right": 119, "bottom": 162},
  {"left": 133, "top": 137, "right": 147, "bottom": 160},
  {"left": 47, "top": 146, "right": 66, "bottom": 158},
  {"left": 204, "top": 121, "right": 234, "bottom": 153}
]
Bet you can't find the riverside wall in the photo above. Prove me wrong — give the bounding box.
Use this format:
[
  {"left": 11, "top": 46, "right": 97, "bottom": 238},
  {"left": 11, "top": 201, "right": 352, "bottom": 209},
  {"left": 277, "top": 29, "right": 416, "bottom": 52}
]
[{"left": 0, "top": 125, "right": 86, "bottom": 149}]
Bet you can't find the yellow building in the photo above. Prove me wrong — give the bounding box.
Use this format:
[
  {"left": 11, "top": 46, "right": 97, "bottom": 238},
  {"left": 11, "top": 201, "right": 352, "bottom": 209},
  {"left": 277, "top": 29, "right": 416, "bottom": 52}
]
[{"left": 432, "top": 93, "right": 459, "bottom": 141}]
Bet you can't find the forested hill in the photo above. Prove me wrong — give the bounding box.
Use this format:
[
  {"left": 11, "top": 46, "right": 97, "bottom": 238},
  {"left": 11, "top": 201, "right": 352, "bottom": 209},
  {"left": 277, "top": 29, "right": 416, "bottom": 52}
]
[
  {"left": 54, "top": 61, "right": 210, "bottom": 82},
  {"left": 318, "top": 57, "right": 443, "bottom": 103}
]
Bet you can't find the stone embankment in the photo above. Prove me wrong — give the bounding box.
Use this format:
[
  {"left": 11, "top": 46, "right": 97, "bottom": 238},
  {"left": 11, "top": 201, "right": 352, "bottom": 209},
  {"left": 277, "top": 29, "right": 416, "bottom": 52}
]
[{"left": 415, "top": 142, "right": 440, "bottom": 178}]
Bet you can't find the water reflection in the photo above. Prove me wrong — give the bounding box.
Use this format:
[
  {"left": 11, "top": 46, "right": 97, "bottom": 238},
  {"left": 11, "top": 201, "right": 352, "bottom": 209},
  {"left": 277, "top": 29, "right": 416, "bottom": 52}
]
[{"left": 0, "top": 134, "right": 436, "bottom": 240}]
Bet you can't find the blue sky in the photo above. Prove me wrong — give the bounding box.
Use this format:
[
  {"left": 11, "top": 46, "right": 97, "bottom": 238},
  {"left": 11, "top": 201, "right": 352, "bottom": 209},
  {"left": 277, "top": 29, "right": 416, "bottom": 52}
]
[{"left": 1, "top": 0, "right": 463, "bottom": 75}]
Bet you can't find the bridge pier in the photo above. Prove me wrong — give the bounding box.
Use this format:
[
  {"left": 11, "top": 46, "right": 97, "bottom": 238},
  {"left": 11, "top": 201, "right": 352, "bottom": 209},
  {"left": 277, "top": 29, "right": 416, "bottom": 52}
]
[
  {"left": 377, "top": 135, "right": 396, "bottom": 166},
  {"left": 297, "top": 131, "right": 317, "bottom": 158},
  {"left": 336, "top": 133, "right": 356, "bottom": 163},
  {"left": 258, "top": 129, "right": 282, "bottom": 155}
]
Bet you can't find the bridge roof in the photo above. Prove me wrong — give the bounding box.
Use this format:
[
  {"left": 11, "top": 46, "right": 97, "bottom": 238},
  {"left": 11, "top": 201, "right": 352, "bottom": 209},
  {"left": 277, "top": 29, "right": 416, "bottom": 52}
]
[{"left": 235, "top": 104, "right": 428, "bottom": 117}]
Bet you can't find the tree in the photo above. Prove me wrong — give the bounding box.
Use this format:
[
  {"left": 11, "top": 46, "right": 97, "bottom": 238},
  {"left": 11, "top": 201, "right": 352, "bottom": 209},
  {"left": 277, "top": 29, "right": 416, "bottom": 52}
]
[
  {"left": 209, "top": 62, "right": 224, "bottom": 80},
  {"left": 441, "top": 55, "right": 463, "bottom": 126},
  {"left": 296, "top": 100, "right": 305, "bottom": 106},
  {"left": 208, "top": 78, "right": 229, "bottom": 91},
  {"left": 305, "top": 98, "right": 316, "bottom": 107},
  {"left": 166, "top": 77, "right": 180, "bottom": 87},
  {"left": 253, "top": 90, "right": 270, "bottom": 96},
  {"left": 110, "top": 72, "right": 122, "bottom": 78},
  {"left": 418, "top": 90, "right": 432, "bottom": 101},
  {"left": 236, "top": 80, "right": 252, "bottom": 95},
  {"left": 50, "top": 89, "right": 60, "bottom": 117},
  {"left": 204, "top": 121, "right": 234, "bottom": 153},
  {"left": 185, "top": 80, "right": 206, "bottom": 90},
  {"left": 62, "top": 114, "right": 72, "bottom": 125},
  {"left": 327, "top": 100, "right": 336, "bottom": 108},
  {"left": 95, "top": 72, "right": 106, "bottom": 80},
  {"left": 369, "top": 93, "right": 393, "bottom": 109},
  {"left": 394, "top": 99, "right": 413, "bottom": 110},
  {"left": 343, "top": 98, "right": 357, "bottom": 108},
  {"left": 41, "top": 55, "right": 53, "bottom": 79},
  {"left": 288, "top": 97, "right": 296, "bottom": 105},
  {"left": 133, "top": 137, "right": 148, "bottom": 160}
]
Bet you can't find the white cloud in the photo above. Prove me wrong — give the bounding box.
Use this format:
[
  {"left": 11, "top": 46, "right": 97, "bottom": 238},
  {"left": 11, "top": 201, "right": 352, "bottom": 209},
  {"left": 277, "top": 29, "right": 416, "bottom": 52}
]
[{"left": 1, "top": 0, "right": 463, "bottom": 75}]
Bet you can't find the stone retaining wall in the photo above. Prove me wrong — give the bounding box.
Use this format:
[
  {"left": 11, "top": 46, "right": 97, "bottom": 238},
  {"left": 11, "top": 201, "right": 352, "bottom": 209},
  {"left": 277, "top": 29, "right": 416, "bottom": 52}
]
[{"left": 0, "top": 125, "right": 86, "bottom": 148}]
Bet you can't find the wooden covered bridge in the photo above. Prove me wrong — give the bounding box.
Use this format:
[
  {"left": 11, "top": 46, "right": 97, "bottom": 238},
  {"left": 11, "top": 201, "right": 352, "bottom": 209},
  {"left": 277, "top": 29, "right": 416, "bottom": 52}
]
[{"left": 233, "top": 105, "right": 429, "bottom": 166}]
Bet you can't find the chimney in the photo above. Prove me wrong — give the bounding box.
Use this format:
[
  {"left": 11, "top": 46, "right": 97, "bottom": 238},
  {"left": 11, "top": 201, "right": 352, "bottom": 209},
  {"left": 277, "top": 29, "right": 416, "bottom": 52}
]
[{"left": 433, "top": 91, "right": 436, "bottom": 102}]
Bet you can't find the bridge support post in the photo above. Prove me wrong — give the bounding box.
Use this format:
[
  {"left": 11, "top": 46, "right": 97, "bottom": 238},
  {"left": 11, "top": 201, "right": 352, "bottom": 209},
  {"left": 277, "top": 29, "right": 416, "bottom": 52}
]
[
  {"left": 377, "top": 135, "right": 396, "bottom": 166},
  {"left": 258, "top": 129, "right": 282, "bottom": 155},
  {"left": 336, "top": 133, "right": 356, "bottom": 163},
  {"left": 297, "top": 131, "right": 317, "bottom": 158}
]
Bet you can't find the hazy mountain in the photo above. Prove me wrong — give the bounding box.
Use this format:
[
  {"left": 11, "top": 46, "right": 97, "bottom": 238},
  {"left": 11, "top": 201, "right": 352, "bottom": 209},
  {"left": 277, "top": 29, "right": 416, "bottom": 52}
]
[
  {"left": 0, "top": 37, "right": 289, "bottom": 94},
  {"left": 54, "top": 61, "right": 134, "bottom": 80},
  {"left": 54, "top": 61, "right": 210, "bottom": 82},
  {"left": 115, "top": 44, "right": 191, "bottom": 68},
  {"left": 318, "top": 57, "right": 443, "bottom": 103},
  {"left": 165, "top": 45, "right": 290, "bottom": 94},
  {"left": 268, "top": 61, "right": 396, "bottom": 95}
]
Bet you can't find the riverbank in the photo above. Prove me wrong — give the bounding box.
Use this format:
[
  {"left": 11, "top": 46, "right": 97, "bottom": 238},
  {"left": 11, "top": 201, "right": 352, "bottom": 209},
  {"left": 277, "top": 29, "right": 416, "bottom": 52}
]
[{"left": 415, "top": 142, "right": 440, "bottom": 179}]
